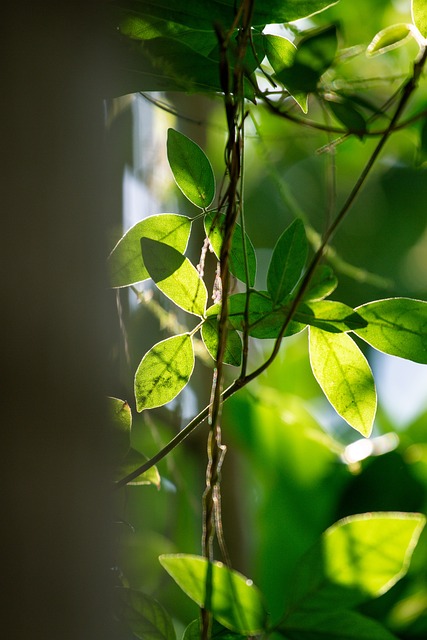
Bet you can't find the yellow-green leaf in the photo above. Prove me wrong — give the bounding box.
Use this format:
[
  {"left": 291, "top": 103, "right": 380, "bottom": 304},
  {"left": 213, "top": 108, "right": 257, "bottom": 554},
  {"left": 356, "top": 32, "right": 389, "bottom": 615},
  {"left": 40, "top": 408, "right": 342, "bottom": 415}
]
[
  {"left": 114, "top": 448, "right": 161, "bottom": 488},
  {"left": 367, "top": 23, "right": 414, "bottom": 56},
  {"left": 412, "top": 0, "right": 427, "bottom": 38},
  {"left": 108, "top": 214, "right": 191, "bottom": 288},
  {"left": 134, "top": 334, "right": 194, "bottom": 411},
  {"left": 309, "top": 327, "right": 377, "bottom": 436},
  {"left": 141, "top": 238, "right": 207, "bottom": 317},
  {"left": 159, "top": 554, "right": 267, "bottom": 635}
]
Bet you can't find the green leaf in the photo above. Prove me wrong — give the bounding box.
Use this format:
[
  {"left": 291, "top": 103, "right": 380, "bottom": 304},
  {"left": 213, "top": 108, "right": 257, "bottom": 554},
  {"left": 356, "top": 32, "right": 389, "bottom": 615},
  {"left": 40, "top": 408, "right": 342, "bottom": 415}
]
[
  {"left": 134, "top": 334, "right": 195, "bottom": 411},
  {"left": 183, "top": 619, "right": 247, "bottom": 639},
  {"left": 367, "top": 23, "right": 414, "bottom": 57},
  {"left": 108, "top": 396, "right": 131, "bottom": 462},
  {"left": 114, "top": 447, "right": 161, "bottom": 487},
  {"left": 296, "top": 300, "right": 367, "bottom": 333},
  {"left": 303, "top": 265, "right": 338, "bottom": 301},
  {"left": 114, "top": 1, "right": 339, "bottom": 32},
  {"left": 263, "top": 34, "right": 296, "bottom": 73},
  {"left": 267, "top": 219, "right": 308, "bottom": 305},
  {"left": 280, "top": 609, "right": 399, "bottom": 639},
  {"left": 116, "top": 587, "right": 176, "bottom": 640},
  {"left": 141, "top": 238, "right": 207, "bottom": 317},
  {"left": 167, "top": 129, "right": 215, "bottom": 208},
  {"left": 276, "top": 24, "right": 338, "bottom": 95},
  {"left": 159, "top": 554, "right": 267, "bottom": 635},
  {"left": 353, "top": 298, "right": 427, "bottom": 364},
  {"left": 108, "top": 214, "right": 191, "bottom": 288},
  {"left": 324, "top": 95, "right": 367, "bottom": 137},
  {"left": 412, "top": 0, "right": 427, "bottom": 38},
  {"left": 285, "top": 513, "right": 425, "bottom": 612},
  {"left": 201, "top": 316, "right": 242, "bottom": 367},
  {"left": 309, "top": 327, "right": 377, "bottom": 436},
  {"left": 207, "top": 292, "right": 306, "bottom": 339},
  {"left": 204, "top": 212, "right": 257, "bottom": 287}
]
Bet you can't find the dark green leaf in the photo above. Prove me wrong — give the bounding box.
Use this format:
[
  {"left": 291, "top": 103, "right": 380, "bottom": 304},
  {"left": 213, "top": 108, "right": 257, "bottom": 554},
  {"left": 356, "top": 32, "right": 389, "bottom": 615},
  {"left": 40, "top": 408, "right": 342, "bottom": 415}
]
[
  {"left": 267, "top": 219, "right": 307, "bottom": 305},
  {"left": 108, "top": 396, "right": 131, "bottom": 462},
  {"left": 367, "top": 23, "right": 414, "bottom": 56},
  {"left": 324, "top": 95, "right": 367, "bottom": 137},
  {"left": 309, "top": 327, "right": 377, "bottom": 436},
  {"left": 141, "top": 238, "right": 207, "bottom": 317},
  {"left": 296, "top": 300, "right": 367, "bottom": 333},
  {"left": 183, "top": 619, "right": 247, "bottom": 639},
  {"left": 116, "top": 587, "right": 176, "bottom": 640},
  {"left": 204, "top": 212, "right": 257, "bottom": 286},
  {"left": 113, "top": 1, "right": 340, "bottom": 32},
  {"left": 280, "top": 609, "right": 398, "bottom": 639},
  {"left": 285, "top": 513, "right": 425, "bottom": 613},
  {"left": 134, "top": 333, "right": 194, "bottom": 411},
  {"left": 354, "top": 298, "right": 427, "bottom": 364},
  {"left": 276, "top": 24, "right": 338, "bottom": 94},
  {"left": 159, "top": 554, "right": 267, "bottom": 635},
  {"left": 167, "top": 129, "right": 215, "bottom": 209},
  {"left": 412, "top": 0, "right": 427, "bottom": 38},
  {"left": 114, "top": 447, "right": 161, "bottom": 487},
  {"left": 201, "top": 316, "right": 242, "bottom": 367},
  {"left": 108, "top": 214, "right": 191, "bottom": 288},
  {"left": 303, "top": 264, "right": 338, "bottom": 301}
]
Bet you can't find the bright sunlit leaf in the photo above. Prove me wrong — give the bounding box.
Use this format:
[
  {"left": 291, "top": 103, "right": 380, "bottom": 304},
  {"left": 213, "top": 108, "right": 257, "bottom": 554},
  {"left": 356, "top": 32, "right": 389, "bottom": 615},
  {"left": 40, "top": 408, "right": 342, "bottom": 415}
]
[
  {"left": 204, "top": 212, "right": 257, "bottom": 286},
  {"left": 159, "top": 554, "right": 268, "bottom": 634},
  {"left": 167, "top": 128, "right": 215, "bottom": 209},
  {"left": 309, "top": 327, "right": 377, "bottom": 436},
  {"left": 286, "top": 513, "right": 425, "bottom": 612},
  {"left": 141, "top": 238, "right": 208, "bottom": 317},
  {"left": 116, "top": 587, "right": 176, "bottom": 640},
  {"left": 108, "top": 214, "right": 191, "bottom": 288},
  {"left": 134, "top": 334, "right": 194, "bottom": 411},
  {"left": 354, "top": 298, "right": 427, "bottom": 364},
  {"left": 267, "top": 219, "right": 307, "bottom": 305},
  {"left": 412, "top": 0, "right": 427, "bottom": 38},
  {"left": 367, "top": 23, "right": 414, "bottom": 56},
  {"left": 296, "top": 300, "right": 367, "bottom": 333}
]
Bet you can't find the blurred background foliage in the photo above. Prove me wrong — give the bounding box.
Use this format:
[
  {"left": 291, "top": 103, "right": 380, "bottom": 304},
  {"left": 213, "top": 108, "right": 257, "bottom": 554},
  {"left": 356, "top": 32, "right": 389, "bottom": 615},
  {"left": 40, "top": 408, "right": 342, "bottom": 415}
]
[{"left": 107, "top": 0, "right": 427, "bottom": 637}]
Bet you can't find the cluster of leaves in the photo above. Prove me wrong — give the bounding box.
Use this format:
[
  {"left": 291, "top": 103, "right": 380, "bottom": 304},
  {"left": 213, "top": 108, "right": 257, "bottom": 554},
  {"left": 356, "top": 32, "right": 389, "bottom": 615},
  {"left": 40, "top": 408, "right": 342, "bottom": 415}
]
[
  {"left": 109, "top": 128, "right": 427, "bottom": 439},
  {"left": 107, "top": 0, "right": 427, "bottom": 638},
  {"left": 115, "top": 514, "right": 425, "bottom": 639}
]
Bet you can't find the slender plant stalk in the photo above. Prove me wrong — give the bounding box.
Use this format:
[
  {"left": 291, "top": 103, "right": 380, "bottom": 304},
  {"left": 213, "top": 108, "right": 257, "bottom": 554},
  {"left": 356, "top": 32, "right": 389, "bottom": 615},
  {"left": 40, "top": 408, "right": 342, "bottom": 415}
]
[{"left": 115, "top": 47, "right": 426, "bottom": 490}]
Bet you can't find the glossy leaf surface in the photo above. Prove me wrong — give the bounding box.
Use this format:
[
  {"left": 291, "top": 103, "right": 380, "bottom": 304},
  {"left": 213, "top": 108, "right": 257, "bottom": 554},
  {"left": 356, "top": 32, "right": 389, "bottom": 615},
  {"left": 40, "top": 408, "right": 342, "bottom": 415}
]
[
  {"left": 116, "top": 587, "right": 176, "bottom": 640},
  {"left": 309, "top": 327, "right": 376, "bottom": 436},
  {"left": 204, "top": 212, "right": 257, "bottom": 286},
  {"left": 159, "top": 554, "right": 267, "bottom": 634},
  {"left": 141, "top": 238, "right": 207, "bottom": 317},
  {"left": 354, "top": 298, "right": 427, "bottom": 364},
  {"left": 108, "top": 214, "right": 191, "bottom": 288},
  {"left": 286, "top": 513, "right": 425, "bottom": 612},
  {"left": 135, "top": 334, "right": 194, "bottom": 411},
  {"left": 167, "top": 129, "right": 215, "bottom": 208},
  {"left": 267, "top": 219, "right": 307, "bottom": 305}
]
